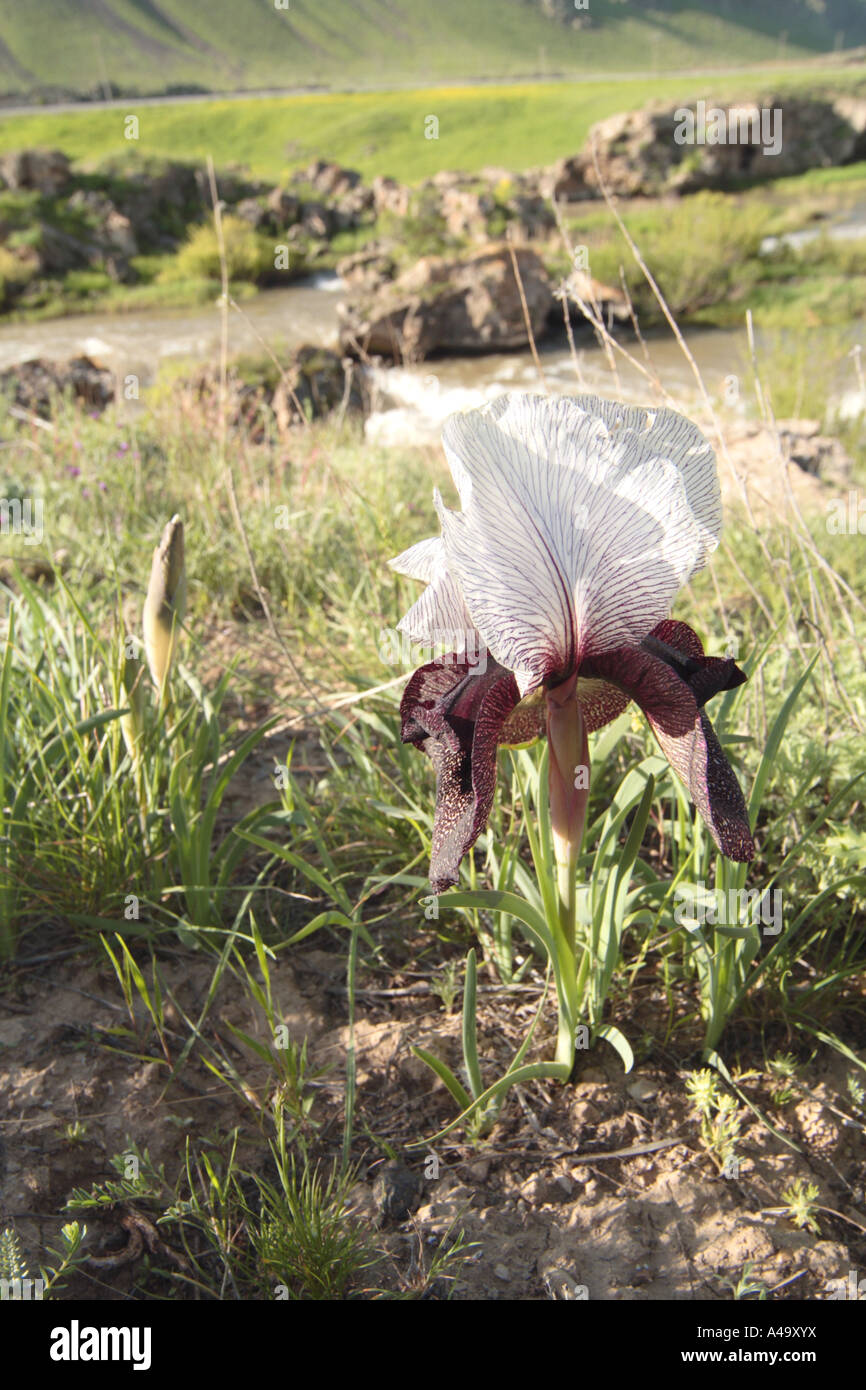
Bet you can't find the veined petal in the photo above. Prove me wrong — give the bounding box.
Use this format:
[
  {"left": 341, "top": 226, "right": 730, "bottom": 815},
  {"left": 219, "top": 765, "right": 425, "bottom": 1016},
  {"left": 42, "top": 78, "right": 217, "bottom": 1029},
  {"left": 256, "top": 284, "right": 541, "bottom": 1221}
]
[
  {"left": 438, "top": 393, "right": 721, "bottom": 679},
  {"left": 400, "top": 656, "right": 521, "bottom": 892},
  {"left": 390, "top": 529, "right": 475, "bottom": 645},
  {"left": 580, "top": 642, "right": 754, "bottom": 862},
  {"left": 575, "top": 397, "right": 721, "bottom": 567},
  {"left": 389, "top": 535, "right": 443, "bottom": 584}
]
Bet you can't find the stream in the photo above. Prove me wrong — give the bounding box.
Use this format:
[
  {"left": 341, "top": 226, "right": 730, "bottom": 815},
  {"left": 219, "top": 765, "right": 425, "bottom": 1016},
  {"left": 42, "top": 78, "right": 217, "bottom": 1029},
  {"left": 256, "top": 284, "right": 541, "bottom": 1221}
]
[{"left": 0, "top": 238, "right": 862, "bottom": 440}]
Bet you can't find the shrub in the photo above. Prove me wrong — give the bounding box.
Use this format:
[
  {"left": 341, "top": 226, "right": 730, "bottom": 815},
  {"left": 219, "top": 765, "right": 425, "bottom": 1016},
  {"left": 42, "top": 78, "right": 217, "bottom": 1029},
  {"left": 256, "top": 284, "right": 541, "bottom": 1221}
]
[{"left": 165, "top": 215, "right": 273, "bottom": 285}]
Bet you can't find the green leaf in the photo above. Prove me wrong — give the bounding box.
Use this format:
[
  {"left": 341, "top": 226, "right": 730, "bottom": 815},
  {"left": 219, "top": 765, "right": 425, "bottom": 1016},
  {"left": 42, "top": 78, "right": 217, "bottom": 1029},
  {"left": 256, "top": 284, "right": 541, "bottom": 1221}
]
[
  {"left": 461, "top": 949, "right": 484, "bottom": 1101},
  {"left": 594, "top": 1023, "right": 634, "bottom": 1073},
  {"left": 410, "top": 1046, "right": 472, "bottom": 1112}
]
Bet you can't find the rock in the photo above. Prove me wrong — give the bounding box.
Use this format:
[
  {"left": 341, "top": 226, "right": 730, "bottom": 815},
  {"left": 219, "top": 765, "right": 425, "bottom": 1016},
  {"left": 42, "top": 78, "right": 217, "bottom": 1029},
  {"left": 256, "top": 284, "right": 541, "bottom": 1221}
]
[
  {"left": 0, "top": 356, "right": 114, "bottom": 416},
  {"left": 182, "top": 346, "right": 360, "bottom": 437},
  {"left": 266, "top": 187, "right": 301, "bottom": 227},
  {"left": 561, "top": 268, "right": 630, "bottom": 325},
  {"left": 0, "top": 149, "right": 71, "bottom": 195},
  {"left": 520, "top": 1173, "right": 572, "bottom": 1205},
  {"left": 504, "top": 192, "right": 556, "bottom": 239},
  {"left": 271, "top": 346, "right": 361, "bottom": 428},
  {"left": 723, "top": 420, "right": 853, "bottom": 520},
  {"left": 235, "top": 197, "right": 270, "bottom": 229},
  {"left": 573, "top": 93, "right": 866, "bottom": 199},
  {"left": 440, "top": 187, "right": 496, "bottom": 239},
  {"left": 539, "top": 155, "right": 591, "bottom": 203},
  {"left": 464, "top": 1157, "right": 491, "bottom": 1184},
  {"left": 570, "top": 1099, "right": 601, "bottom": 1126},
  {"left": 776, "top": 419, "right": 851, "bottom": 483},
  {"left": 299, "top": 200, "right": 334, "bottom": 240},
  {"left": 66, "top": 189, "right": 138, "bottom": 261},
  {"left": 105, "top": 159, "right": 208, "bottom": 251},
  {"left": 627, "top": 1077, "right": 659, "bottom": 1103},
  {"left": 372, "top": 1161, "right": 422, "bottom": 1221},
  {"left": 301, "top": 159, "right": 362, "bottom": 198},
  {"left": 371, "top": 175, "right": 411, "bottom": 217},
  {"left": 331, "top": 184, "right": 375, "bottom": 231},
  {"left": 33, "top": 222, "right": 99, "bottom": 274},
  {"left": 339, "top": 243, "right": 555, "bottom": 362},
  {"left": 336, "top": 246, "right": 396, "bottom": 294}
]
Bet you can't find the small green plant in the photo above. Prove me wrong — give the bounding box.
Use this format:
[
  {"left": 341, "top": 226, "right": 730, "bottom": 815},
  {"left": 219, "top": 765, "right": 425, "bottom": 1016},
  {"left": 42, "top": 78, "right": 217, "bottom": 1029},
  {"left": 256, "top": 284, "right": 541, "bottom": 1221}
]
[
  {"left": 430, "top": 959, "right": 461, "bottom": 1015},
  {"left": 686, "top": 1068, "right": 743, "bottom": 1172},
  {"left": 719, "top": 1260, "right": 770, "bottom": 1301},
  {"left": 780, "top": 1178, "right": 821, "bottom": 1235},
  {"left": 768, "top": 1053, "right": 798, "bottom": 1106},
  {"left": 0, "top": 1223, "right": 87, "bottom": 1299},
  {"left": 846, "top": 1073, "right": 865, "bottom": 1115},
  {"left": 66, "top": 1143, "right": 170, "bottom": 1212}
]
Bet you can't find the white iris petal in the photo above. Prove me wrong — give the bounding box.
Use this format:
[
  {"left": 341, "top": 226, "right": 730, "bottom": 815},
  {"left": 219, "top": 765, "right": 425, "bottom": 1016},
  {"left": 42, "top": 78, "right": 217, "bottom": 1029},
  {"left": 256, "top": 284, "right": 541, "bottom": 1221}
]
[
  {"left": 391, "top": 393, "right": 724, "bottom": 686},
  {"left": 390, "top": 531, "right": 474, "bottom": 643}
]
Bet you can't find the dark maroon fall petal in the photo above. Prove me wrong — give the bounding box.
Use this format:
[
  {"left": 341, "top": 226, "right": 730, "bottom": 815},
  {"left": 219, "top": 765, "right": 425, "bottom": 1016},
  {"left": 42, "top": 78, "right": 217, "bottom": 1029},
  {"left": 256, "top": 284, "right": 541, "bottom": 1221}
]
[
  {"left": 643, "top": 618, "right": 747, "bottom": 708},
  {"left": 580, "top": 643, "right": 755, "bottom": 862},
  {"left": 400, "top": 656, "right": 523, "bottom": 893}
]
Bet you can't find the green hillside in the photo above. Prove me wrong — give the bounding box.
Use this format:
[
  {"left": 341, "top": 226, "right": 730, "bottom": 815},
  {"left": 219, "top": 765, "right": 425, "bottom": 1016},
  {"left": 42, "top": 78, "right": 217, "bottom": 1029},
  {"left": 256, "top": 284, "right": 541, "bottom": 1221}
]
[
  {"left": 0, "top": 0, "right": 864, "bottom": 100},
  {"left": 2, "top": 68, "right": 865, "bottom": 185}
]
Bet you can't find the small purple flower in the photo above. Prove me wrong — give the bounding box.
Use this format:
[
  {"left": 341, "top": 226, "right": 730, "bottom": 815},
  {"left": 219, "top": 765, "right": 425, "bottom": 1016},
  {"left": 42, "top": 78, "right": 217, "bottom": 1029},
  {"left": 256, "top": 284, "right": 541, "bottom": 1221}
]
[
  {"left": 117, "top": 442, "right": 129, "bottom": 455},
  {"left": 65, "top": 465, "right": 81, "bottom": 478}
]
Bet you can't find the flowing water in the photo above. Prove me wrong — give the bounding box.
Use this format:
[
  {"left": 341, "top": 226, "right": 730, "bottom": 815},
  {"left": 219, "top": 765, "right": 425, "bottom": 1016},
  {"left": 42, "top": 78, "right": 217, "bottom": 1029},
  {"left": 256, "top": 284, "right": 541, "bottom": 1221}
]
[{"left": 0, "top": 225, "right": 863, "bottom": 440}]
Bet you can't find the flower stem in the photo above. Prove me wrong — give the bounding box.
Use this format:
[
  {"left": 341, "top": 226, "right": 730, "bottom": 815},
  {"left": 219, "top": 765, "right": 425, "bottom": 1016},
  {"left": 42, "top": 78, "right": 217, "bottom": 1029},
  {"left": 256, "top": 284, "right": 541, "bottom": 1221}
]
[{"left": 545, "top": 674, "right": 590, "bottom": 1069}]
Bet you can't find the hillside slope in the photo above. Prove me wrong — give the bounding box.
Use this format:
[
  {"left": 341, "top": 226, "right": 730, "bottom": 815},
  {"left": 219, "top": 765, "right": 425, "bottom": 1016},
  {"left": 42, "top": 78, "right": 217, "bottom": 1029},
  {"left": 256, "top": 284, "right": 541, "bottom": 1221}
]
[{"left": 0, "top": 0, "right": 864, "bottom": 100}]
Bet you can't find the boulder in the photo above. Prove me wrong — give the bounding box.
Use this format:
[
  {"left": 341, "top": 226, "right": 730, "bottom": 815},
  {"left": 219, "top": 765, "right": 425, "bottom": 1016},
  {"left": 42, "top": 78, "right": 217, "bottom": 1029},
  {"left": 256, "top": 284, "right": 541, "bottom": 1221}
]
[
  {"left": 179, "top": 346, "right": 362, "bottom": 439},
  {"left": 299, "top": 201, "right": 334, "bottom": 240},
  {"left": 331, "top": 184, "right": 376, "bottom": 232},
  {"left": 300, "top": 160, "right": 362, "bottom": 198},
  {"left": 505, "top": 192, "right": 556, "bottom": 239},
  {"left": 336, "top": 245, "right": 397, "bottom": 294},
  {"left": 371, "top": 176, "right": 411, "bottom": 217},
  {"left": 560, "top": 268, "right": 630, "bottom": 325},
  {"left": 0, "top": 356, "right": 114, "bottom": 416},
  {"left": 272, "top": 346, "right": 362, "bottom": 428},
  {"left": 33, "top": 222, "right": 99, "bottom": 274},
  {"left": 66, "top": 190, "right": 138, "bottom": 260},
  {"left": 539, "top": 155, "right": 591, "bottom": 203},
  {"left": 0, "top": 149, "right": 71, "bottom": 195},
  {"left": 571, "top": 93, "right": 866, "bottom": 199},
  {"left": 723, "top": 419, "right": 853, "bottom": 521},
  {"left": 266, "top": 187, "right": 301, "bottom": 226},
  {"left": 339, "top": 243, "right": 555, "bottom": 361},
  {"left": 235, "top": 197, "right": 270, "bottom": 229},
  {"left": 440, "top": 187, "right": 496, "bottom": 239}
]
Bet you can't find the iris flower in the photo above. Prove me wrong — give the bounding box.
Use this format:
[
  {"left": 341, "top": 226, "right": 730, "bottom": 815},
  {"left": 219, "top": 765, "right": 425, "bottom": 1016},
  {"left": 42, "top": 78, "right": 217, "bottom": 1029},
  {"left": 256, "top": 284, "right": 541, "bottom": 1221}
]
[{"left": 390, "top": 393, "right": 754, "bottom": 896}]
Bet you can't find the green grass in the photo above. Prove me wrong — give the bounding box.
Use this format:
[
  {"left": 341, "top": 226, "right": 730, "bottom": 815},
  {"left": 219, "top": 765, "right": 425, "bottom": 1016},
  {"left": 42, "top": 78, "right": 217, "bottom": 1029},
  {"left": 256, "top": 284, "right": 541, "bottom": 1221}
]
[
  {"left": 0, "top": 0, "right": 862, "bottom": 99},
  {"left": 1, "top": 210, "right": 865, "bottom": 1292},
  {"left": 0, "top": 69, "right": 865, "bottom": 185}
]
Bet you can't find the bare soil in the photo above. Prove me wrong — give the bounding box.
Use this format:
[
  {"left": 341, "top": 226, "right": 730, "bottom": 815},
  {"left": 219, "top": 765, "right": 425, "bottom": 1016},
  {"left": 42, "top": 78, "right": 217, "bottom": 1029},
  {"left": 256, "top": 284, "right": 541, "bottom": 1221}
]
[{"left": 2, "top": 936, "right": 864, "bottom": 1301}]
